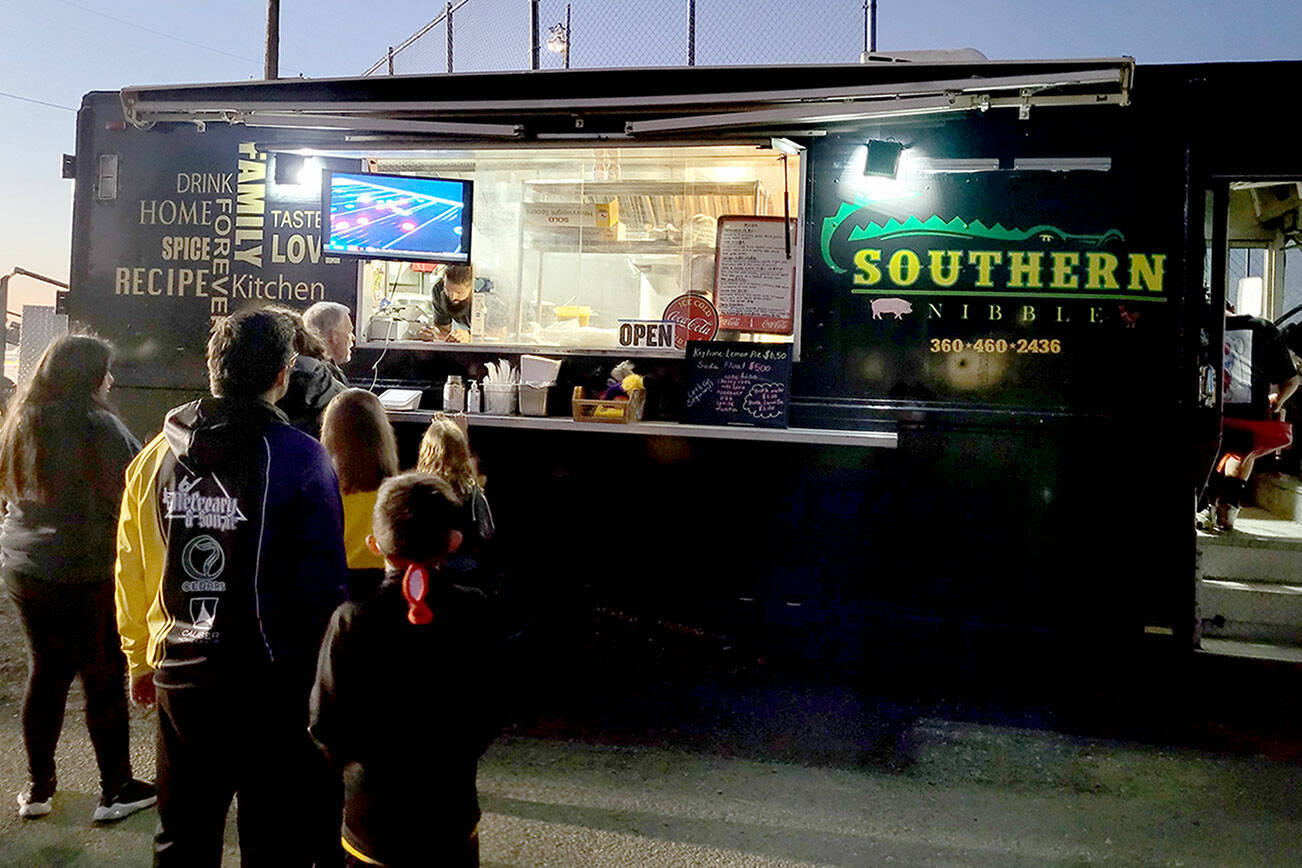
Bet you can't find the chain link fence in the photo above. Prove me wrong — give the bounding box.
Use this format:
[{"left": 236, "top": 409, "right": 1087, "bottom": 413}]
[{"left": 364, "top": 0, "right": 868, "bottom": 76}]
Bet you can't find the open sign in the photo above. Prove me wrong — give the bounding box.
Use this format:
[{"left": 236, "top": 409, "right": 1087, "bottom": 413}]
[{"left": 618, "top": 320, "right": 676, "bottom": 348}]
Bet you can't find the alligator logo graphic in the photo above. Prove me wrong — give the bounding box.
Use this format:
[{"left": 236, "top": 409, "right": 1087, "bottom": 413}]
[{"left": 820, "top": 208, "right": 1125, "bottom": 275}]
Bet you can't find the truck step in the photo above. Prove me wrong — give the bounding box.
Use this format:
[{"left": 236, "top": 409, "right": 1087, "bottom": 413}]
[
  {"left": 1197, "top": 506, "right": 1302, "bottom": 585},
  {"left": 1197, "top": 637, "right": 1302, "bottom": 663},
  {"left": 1198, "top": 578, "right": 1302, "bottom": 645}
]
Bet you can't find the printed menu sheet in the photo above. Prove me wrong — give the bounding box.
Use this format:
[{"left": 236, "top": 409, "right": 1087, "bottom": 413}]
[{"left": 714, "top": 216, "right": 797, "bottom": 335}]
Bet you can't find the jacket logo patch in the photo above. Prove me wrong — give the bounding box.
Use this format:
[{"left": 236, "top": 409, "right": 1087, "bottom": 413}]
[
  {"left": 180, "top": 535, "right": 227, "bottom": 590},
  {"left": 163, "top": 475, "right": 247, "bottom": 531},
  {"left": 189, "top": 597, "right": 219, "bottom": 631}
]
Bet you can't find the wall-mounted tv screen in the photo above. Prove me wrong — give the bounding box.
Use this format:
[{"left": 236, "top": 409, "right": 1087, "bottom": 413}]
[{"left": 323, "top": 171, "right": 472, "bottom": 264}]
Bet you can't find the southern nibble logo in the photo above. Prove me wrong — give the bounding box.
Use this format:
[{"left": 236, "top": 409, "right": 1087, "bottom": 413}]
[{"left": 819, "top": 208, "right": 1166, "bottom": 303}]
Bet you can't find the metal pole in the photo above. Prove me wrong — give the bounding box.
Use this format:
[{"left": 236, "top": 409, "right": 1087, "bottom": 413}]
[
  {"left": 564, "top": 3, "right": 571, "bottom": 69},
  {"left": 1, "top": 268, "right": 71, "bottom": 345},
  {"left": 447, "top": 2, "right": 454, "bottom": 73},
  {"left": 688, "top": 0, "right": 696, "bottom": 66},
  {"left": 387, "top": 45, "right": 395, "bottom": 75},
  {"left": 530, "top": 0, "right": 540, "bottom": 69},
  {"left": 870, "top": 0, "right": 877, "bottom": 53},
  {"left": 265, "top": 0, "right": 280, "bottom": 80}
]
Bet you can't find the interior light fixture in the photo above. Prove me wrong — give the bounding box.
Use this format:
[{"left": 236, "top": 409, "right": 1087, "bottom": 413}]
[{"left": 864, "top": 139, "right": 906, "bottom": 178}]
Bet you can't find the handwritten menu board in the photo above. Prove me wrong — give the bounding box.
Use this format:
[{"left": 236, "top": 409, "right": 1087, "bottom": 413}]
[
  {"left": 684, "top": 341, "right": 792, "bottom": 429},
  {"left": 714, "top": 216, "right": 797, "bottom": 335}
]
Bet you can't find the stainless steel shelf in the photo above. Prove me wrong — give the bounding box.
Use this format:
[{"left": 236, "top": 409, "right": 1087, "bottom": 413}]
[
  {"left": 521, "top": 239, "right": 713, "bottom": 255},
  {"left": 387, "top": 411, "right": 897, "bottom": 448}
]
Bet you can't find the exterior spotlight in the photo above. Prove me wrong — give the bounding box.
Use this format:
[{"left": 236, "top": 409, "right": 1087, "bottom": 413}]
[
  {"left": 864, "top": 139, "right": 905, "bottom": 178},
  {"left": 274, "top": 153, "right": 304, "bottom": 185},
  {"left": 296, "top": 157, "right": 321, "bottom": 187},
  {"left": 273, "top": 153, "right": 322, "bottom": 189}
]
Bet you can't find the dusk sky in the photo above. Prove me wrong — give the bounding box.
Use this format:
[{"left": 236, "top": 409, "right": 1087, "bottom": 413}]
[{"left": 1, "top": 0, "right": 1299, "bottom": 312}]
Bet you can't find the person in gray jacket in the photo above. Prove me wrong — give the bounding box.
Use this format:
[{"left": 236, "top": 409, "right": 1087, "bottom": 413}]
[{"left": 0, "top": 334, "right": 155, "bottom": 822}]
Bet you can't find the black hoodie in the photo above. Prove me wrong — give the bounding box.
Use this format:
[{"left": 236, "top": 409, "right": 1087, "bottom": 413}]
[
  {"left": 309, "top": 573, "right": 503, "bottom": 864},
  {"left": 121, "top": 396, "right": 347, "bottom": 689},
  {"left": 278, "top": 354, "right": 347, "bottom": 438}
]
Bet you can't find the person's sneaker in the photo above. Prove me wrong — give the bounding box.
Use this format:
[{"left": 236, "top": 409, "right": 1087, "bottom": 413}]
[
  {"left": 1217, "top": 502, "right": 1241, "bottom": 531},
  {"left": 91, "top": 778, "right": 157, "bottom": 823},
  {"left": 1195, "top": 505, "right": 1220, "bottom": 533},
  {"left": 16, "top": 780, "right": 55, "bottom": 818}
]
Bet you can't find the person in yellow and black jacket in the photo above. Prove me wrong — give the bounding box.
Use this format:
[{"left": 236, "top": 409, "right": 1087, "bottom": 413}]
[{"left": 116, "top": 308, "right": 348, "bottom": 867}]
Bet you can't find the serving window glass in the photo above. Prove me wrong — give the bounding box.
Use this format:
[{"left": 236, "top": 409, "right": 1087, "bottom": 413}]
[{"left": 353, "top": 144, "right": 802, "bottom": 355}]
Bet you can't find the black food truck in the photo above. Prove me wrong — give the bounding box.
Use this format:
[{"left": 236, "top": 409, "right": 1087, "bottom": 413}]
[{"left": 59, "top": 57, "right": 1302, "bottom": 721}]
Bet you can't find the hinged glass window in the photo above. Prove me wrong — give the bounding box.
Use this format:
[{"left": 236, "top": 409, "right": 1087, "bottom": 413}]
[{"left": 354, "top": 144, "right": 803, "bottom": 356}]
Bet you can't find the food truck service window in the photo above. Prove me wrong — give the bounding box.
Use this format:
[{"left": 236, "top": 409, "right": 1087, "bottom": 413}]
[{"left": 348, "top": 145, "right": 803, "bottom": 354}]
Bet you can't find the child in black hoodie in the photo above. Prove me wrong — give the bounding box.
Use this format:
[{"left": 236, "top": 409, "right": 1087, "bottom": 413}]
[{"left": 310, "top": 472, "right": 502, "bottom": 867}]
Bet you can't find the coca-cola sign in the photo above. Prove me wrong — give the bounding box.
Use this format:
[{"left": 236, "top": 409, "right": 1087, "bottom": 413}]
[{"left": 661, "top": 294, "right": 719, "bottom": 350}]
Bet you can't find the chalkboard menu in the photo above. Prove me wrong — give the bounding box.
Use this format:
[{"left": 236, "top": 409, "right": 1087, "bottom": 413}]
[{"left": 683, "top": 341, "right": 792, "bottom": 428}]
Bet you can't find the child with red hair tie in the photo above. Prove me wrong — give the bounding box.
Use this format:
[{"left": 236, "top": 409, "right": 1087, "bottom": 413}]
[{"left": 309, "top": 472, "right": 503, "bottom": 867}]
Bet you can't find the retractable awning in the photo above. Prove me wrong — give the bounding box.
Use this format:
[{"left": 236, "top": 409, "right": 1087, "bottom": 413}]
[{"left": 118, "top": 58, "right": 1133, "bottom": 141}]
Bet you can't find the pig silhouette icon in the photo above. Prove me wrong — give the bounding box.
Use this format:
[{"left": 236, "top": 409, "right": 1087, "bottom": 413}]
[{"left": 871, "top": 297, "right": 912, "bottom": 319}]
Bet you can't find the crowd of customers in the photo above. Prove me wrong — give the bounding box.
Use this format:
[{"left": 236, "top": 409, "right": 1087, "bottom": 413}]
[{"left": 0, "top": 301, "right": 503, "bottom": 867}]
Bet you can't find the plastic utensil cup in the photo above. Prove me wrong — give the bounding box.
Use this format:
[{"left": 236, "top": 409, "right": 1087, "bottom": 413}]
[{"left": 482, "top": 383, "right": 517, "bottom": 415}]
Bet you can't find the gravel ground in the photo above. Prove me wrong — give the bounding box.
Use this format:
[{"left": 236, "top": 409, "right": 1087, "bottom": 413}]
[{"left": 3, "top": 587, "right": 1302, "bottom": 866}]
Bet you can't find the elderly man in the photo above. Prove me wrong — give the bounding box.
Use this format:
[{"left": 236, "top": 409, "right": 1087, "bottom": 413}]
[{"left": 304, "top": 301, "right": 354, "bottom": 383}]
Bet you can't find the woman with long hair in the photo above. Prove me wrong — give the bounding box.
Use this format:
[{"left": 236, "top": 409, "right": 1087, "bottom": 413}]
[
  {"left": 320, "top": 388, "right": 399, "bottom": 599},
  {"left": 0, "top": 334, "right": 155, "bottom": 821},
  {"left": 416, "top": 413, "right": 495, "bottom": 565}
]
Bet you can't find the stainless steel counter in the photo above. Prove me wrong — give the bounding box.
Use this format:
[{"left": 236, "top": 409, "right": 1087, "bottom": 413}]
[{"left": 387, "top": 411, "right": 897, "bottom": 448}]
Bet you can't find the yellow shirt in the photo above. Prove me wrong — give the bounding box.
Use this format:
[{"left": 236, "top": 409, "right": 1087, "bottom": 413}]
[{"left": 341, "top": 489, "right": 385, "bottom": 571}]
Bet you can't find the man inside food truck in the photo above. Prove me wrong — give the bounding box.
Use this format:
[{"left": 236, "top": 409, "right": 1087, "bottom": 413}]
[{"left": 418, "top": 264, "right": 474, "bottom": 343}]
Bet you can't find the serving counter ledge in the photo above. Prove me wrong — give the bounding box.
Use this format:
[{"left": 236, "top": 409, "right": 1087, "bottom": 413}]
[{"left": 387, "top": 411, "right": 898, "bottom": 449}]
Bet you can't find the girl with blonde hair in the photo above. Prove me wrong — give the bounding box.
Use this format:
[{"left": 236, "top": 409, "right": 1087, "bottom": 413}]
[
  {"left": 321, "top": 389, "right": 399, "bottom": 596},
  {"left": 416, "top": 413, "right": 494, "bottom": 557}
]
